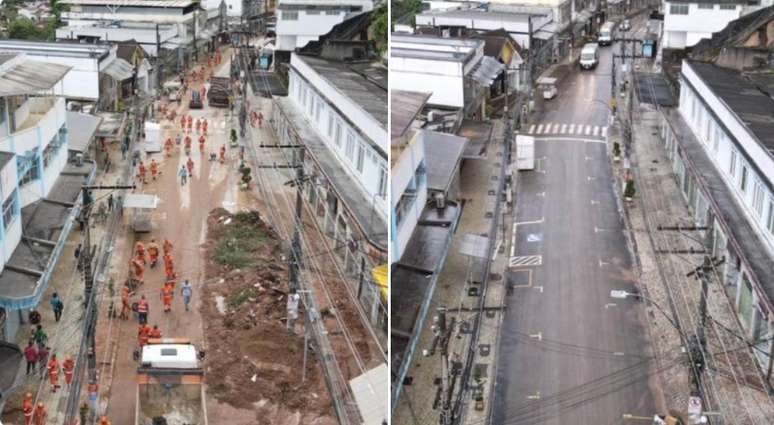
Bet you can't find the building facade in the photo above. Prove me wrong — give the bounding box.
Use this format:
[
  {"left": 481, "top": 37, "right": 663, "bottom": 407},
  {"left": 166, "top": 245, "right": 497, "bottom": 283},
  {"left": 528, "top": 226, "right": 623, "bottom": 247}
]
[
  {"left": 662, "top": 0, "right": 743, "bottom": 48},
  {"left": 659, "top": 60, "right": 774, "bottom": 380},
  {"left": 269, "top": 52, "right": 388, "bottom": 340},
  {"left": 275, "top": 0, "right": 373, "bottom": 52}
]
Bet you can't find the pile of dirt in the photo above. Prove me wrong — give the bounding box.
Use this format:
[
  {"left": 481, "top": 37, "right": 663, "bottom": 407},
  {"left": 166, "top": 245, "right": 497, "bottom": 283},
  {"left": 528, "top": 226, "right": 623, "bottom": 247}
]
[{"left": 201, "top": 208, "right": 333, "bottom": 423}]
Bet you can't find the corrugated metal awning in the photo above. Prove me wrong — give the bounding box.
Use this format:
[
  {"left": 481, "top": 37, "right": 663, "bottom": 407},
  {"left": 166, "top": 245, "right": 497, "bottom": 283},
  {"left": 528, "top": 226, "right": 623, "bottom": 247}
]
[
  {"left": 102, "top": 57, "right": 134, "bottom": 81},
  {"left": 66, "top": 111, "right": 102, "bottom": 153},
  {"left": 470, "top": 56, "right": 505, "bottom": 86},
  {"left": 0, "top": 56, "right": 71, "bottom": 96},
  {"left": 349, "top": 364, "right": 388, "bottom": 425}
]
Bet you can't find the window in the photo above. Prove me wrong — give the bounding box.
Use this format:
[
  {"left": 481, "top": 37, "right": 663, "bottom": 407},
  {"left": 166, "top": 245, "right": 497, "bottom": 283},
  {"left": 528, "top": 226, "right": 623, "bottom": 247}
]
[
  {"left": 669, "top": 4, "right": 688, "bottom": 15},
  {"left": 18, "top": 155, "right": 39, "bottom": 186},
  {"left": 752, "top": 181, "right": 765, "bottom": 217},
  {"left": 315, "top": 100, "right": 322, "bottom": 123},
  {"left": 345, "top": 131, "right": 355, "bottom": 160},
  {"left": 669, "top": 4, "right": 689, "bottom": 14},
  {"left": 740, "top": 164, "right": 748, "bottom": 193},
  {"left": 282, "top": 11, "right": 299, "bottom": 20},
  {"left": 307, "top": 9, "right": 320, "bottom": 14},
  {"left": 356, "top": 142, "right": 365, "bottom": 173},
  {"left": 334, "top": 121, "right": 342, "bottom": 147},
  {"left": 327, "top": 111, "right": 334, "bottom": 138},
  {"left": 713, "top": 127, "right": 721, "bottom": 153},
  {"left": 697, "top": 3, "right": 714, "bottom": 9},
  {"left": 720, "top": 4, "right": 736, "bottom": 9},
  {"left": 729, "top": 149, "right": 737, "bottom": 177},
  {"left": 691, "top": 98, "right": 698, "bottom": 124},
  {"left": 307, "top": 94, "right": 314, "bottom": 116},
  {"left": 43, "top": 139, "right": 61, "bottom": 168},
  {"left": 767, "top": 199, "right": 774, "bottom": 235},
  {"left": 325, "top": 10, "right": 339, "bottom": 15},
  {"left": 2, "top": 190, "right": 17, "bottom": 230},
  {"left": 377, "top": 167, "right": 387, "bottom": 198}
]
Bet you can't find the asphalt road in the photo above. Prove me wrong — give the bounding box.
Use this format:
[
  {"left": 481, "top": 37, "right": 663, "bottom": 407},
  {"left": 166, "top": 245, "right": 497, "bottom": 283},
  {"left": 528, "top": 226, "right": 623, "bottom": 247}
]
[{"left": 491, "top": 25, "right": 658, "bottom": 425}]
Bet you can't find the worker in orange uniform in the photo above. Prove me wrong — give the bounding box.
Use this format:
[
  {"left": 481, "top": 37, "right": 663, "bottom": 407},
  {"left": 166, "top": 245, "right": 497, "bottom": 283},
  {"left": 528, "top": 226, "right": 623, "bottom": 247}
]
[
  {"left": 147, "top": 239, "right": 160, "bottom": 267},
  {"left": 163, "top": 239, "right": 173, "bottom": 256},
  {"left": 202, "top": 119, "right": 208, "bottom": 135},
  {"left": 130, "top": 257, "right": 145, "bottom": 285},
  {"left": 164, "top": 137, "right": 174, "bottom": 157},
  {"left": 137, "top": 295, "right": 149, "bottom": 325},
  {"left": 135, "top": 241, "right": 146, "bottom": 264},
  {"left": 198, "top": 135, "right": 206, "bottom": 153},
  {"left": 33, "top": 403, "right": 46, "bottom": 425},
  {"left": 186, "top": 157, "right": 194, "bottom": 178},
  {"left": 99, "top": 416, "right": 112, "bottom": 425},
  {"left": 120, "top": 283, "right": 131, "bottom": 320},
  {"left": 195, "top": 118, "right": 201, "bottom": 134},
  {"left": 137, "top": 161, "right": 147, "bottom": 184},
  {"left": 219, "top": 145, "right": 226, "bottom": 164},
  {"left": 22, "top": 393, "right": 33, "bottom": 425},
  {"left": 161, "top": 284, "right": 174, "bottom": 312},
  {"left": 47, "top": 354, "right": 60, "bottom": 392},
  {"left": 200, "top": 85, "right": 207, "bottom": 100},
  {"left": 137, "top": 324, "right": 151, "bottom": 347},
  {"left": 163, "top": 252, "right": 174, "bottom": 273},
  {"left": 150, "top": 159, "right": 159, "bottom": 181},
  {"left": 149, "top": 324, "right": 162, "bottom": 339},
  {"left": 180, "top": 114, "right": 186, "bottom": 130},
  {"left": 187, "top": 115, "right": 193, "bottom": 129},
  {"left": 184, "top": 136, "right": 192, "bottom": 155},
  {"left": 62, "top": 356, "right": 75, "bottom": 387}
]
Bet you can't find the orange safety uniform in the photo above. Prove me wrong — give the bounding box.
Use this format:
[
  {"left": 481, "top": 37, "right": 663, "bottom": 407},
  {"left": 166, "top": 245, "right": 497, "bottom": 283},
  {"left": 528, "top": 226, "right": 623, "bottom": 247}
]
[
  {"left": 22, "top": 393, "right": 33, "bottom": 425},
  {"left": 47, "top": 357, "right": 60, "bottom": 390},
  {"left": 202, "top": 119, "right": 208, "bottom": 135},
  {"left": 120, "top": 285, "right": 131, "bottom": 319},
  {"left": 33, "top": 403, "right": 46, "bottom": 425},
  {"left": 147, "top": 242, "right": 160, "bottom": 264},
  {"left": 99, "top": 416, "right": 112, "bottom": 425},
  {"left": 137, "top": 298, "right": 148, "bottom": 316},
  {"left": 130, "top": 258, "right": 145, "bottom": 283},
  {"left": 161, "top": 285, "right": 174, "bottom": 312},
  {"left": 149, "top": 326, "right": 162, "bottom": 339},
  {"left": 138, "top": 162, "right": 147, "bottom": 182},
  {"left": 150, "top": 160, "right": 159, "bottom": 180},
  {"left": 186, "top": 158, "right": 194, "bottom": 177},
  {"left": 199, "top": 135, "right": 206, "bottom": 151},
  {"left": 195, "top": 119, "right": 201, "bottom": 133},
  {"left": 138, "top": 324, "right": 151, "bottom": 347},
  {"left": 163, "top": 252, "right": 174, "bottom": 271},
  {"left": 62, "top": 357, "right": 75, "bottom": 385},
  {"left": 180, "top": 115, "right": 186, "bottom": 129},
  {"left": 219, "top": 146, "right": 226, "bottom": 164},
  {"left": 135, "top": 242, "right": 146, "bottom": 258},
  {"left": 163, "top": 239, "right": 173, "bottom": 255},
  {"left": 164, "top": 138, "right": 174, "bottom": 157}
]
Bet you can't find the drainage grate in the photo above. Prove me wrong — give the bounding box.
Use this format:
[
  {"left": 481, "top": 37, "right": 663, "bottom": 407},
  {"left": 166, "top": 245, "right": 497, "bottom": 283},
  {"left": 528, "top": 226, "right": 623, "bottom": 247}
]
[{"left": 488, "top": 190, "right": 496, "bottom": 196}]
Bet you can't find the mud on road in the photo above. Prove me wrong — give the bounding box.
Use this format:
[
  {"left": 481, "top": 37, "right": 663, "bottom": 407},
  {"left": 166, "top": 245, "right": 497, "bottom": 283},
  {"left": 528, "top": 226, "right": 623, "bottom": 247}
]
[{"left": 201, "top": 208, "right": 335, "bottom": 425}]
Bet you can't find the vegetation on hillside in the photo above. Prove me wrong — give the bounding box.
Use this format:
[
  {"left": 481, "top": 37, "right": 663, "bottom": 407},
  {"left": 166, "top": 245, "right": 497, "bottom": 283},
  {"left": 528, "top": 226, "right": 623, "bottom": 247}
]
[
  {"left": 370, "top": 4, "right": 387, "bottom": 55},
  {"left": 391, "top": 0, "right": 422, "bottom": 25}
]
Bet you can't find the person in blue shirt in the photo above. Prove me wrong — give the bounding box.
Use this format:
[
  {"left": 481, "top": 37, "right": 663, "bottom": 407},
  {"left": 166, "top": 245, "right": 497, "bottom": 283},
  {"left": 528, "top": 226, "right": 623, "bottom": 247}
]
[{"left": 50, "top": 293, "right": 64, "bottom": 322}]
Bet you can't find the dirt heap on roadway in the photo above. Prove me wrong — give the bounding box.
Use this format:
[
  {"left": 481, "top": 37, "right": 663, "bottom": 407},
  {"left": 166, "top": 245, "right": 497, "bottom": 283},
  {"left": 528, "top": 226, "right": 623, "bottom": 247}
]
[{"left": 202, "top": 208, "right": 334, "bottom": 424}]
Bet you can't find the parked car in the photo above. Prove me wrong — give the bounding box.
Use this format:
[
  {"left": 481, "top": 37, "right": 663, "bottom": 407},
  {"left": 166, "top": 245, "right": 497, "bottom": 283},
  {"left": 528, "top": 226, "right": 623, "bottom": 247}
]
[
  {"left": 598, "top": 22, "right": 615, "bottom": 46},
  {"left": 580, "top": 43, "right": 599, "bottom": 70},
  {"left": 189, "top": 90, "right": 203, "bottom": 109},
  {"left": 620, "top": 19, "right": 631, "bottom": 32}
]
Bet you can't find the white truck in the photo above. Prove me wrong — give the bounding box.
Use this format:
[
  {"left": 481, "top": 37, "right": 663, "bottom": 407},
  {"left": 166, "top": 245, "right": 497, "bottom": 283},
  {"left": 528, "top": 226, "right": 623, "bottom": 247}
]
[
  {"left": 516, "top": 134, "right": 535, "bottom": 170},
  {"left": 580, "top": 43, "right": 599, "bottom": 70},
  {"left": 598, "top": 21, "right": 615, "bottom": 46},
  {"left": 135, "top": 338, "right": 207, "bottom": 425}
]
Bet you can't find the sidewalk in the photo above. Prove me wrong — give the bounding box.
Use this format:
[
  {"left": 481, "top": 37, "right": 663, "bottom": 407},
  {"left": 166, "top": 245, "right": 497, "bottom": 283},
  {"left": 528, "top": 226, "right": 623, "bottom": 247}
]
[{"left": 392, "top": 120, "right": 507, "bottom": 424}]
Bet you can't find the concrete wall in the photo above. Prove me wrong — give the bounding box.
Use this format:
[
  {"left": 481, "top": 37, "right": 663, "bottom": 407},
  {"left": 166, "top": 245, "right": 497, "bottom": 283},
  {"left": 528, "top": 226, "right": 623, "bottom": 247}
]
[
  {"left": 663, "top": 1, "right": 741, "bottom": 48},
  {"left": 275, "top": 0, "right": 373, "bottom": 50},
  {"left": 389, "top": 56, "right": 464, "bottom": 107}
]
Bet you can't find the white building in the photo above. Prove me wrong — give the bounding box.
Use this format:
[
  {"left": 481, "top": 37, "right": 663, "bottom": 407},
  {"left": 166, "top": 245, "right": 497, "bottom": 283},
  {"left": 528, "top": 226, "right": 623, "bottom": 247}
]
[
  {"left": 275, "top": 0, "right": 373, "bottom": 52},
  {"left": 662, "top": 0, "right": 743, "bottom": 49},
  {"left": 415, "top": 8, "right": 550, "bottom": 49},
  {"left": 270, "top": 52, "right": 388, "bottom": 336},
  {"left": 391, "top": 91, "right": 430, "bottom": 261},
  {"left": 391, "top": 34, "right": 503, "bottom": 116},
  {"left": 660, "top": 59, "right": 774, "bottom": 377},
  {"left": 0, "top": 40, "right": 112, "bottom": 101}
]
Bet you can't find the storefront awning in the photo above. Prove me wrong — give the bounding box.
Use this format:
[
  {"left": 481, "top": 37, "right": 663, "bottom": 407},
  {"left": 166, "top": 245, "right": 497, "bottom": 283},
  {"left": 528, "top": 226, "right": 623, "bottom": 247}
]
[
  {"left": 372, "top": 264, "right": 387, "bottom": 301},
  {"left": 470, "top": 56, "right": 505, "bottom": 87}
]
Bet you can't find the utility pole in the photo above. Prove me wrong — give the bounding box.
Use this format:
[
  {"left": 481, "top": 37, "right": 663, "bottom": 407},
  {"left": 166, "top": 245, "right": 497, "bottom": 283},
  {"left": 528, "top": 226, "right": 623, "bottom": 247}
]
[
  {"left": 192, "top": 10, "right": 198, "bottom": 62},
  {"left": 156, "top": 24, "right": 162, "bottom": 91},
  {"left": 428, "top": 306, "right": 453, "bottom": 425},
  {"left": 289, "top": 147, "right": 305, "bottom": 293}
]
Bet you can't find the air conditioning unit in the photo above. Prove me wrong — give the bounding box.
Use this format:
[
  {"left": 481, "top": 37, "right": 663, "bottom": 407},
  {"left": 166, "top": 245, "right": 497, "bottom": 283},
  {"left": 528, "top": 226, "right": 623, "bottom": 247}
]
[{"left": 75, "top": 153, "right": 84, "bottom": 166}]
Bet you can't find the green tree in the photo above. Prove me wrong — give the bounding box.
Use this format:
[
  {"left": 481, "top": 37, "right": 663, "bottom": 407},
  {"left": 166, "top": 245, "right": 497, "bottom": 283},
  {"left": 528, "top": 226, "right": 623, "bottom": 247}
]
[
  {"left": 9, "top": 19, "right": 43, "bottom": 39},
  {"left": 391, "top": 0, "right": 422, "bottom": 25},
  {"left": 369, "top": 5, "right": 387, "bottom": 55}
]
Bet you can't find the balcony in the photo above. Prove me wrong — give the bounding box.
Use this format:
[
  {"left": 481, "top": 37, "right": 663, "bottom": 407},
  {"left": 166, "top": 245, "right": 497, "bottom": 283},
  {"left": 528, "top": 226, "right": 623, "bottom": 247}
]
[{"left": 3, "top": 97, "right": 66, "bottom": 155}]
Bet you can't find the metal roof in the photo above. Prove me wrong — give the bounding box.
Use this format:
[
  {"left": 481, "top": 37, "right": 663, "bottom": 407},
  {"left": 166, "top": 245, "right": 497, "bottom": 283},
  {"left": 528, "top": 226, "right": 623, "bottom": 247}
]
[
  {"left": 0, "top": 40, "right": 110, "bottom": 60},
  {"left": 60, "top": 0, "right": 197, "bottom": 6},
  {"left": 123, "top": 194, "right": 159, "bottom": 209},
  {"left": 391, "top": 90, "right": 431, "bottom": 143},
  {"left": 418, "top": 8, "right": 531, "bottom": 23},
  {"left": 101, "top": 56, "right": 134, "bottom": 81},
  {"left": 294, "top": 54, "right": 387, "bottom": 129},
  {"left": 423, "top": 130, "right": 467, "bottom": 194},
  {"left": 470, "top": 56, "right": 504, "bottom": 86},
  {"left": 349, "top": 364, "right": 388, "bottom": 425},
  {"left": 0, "top": 54, "right": 71, "bottom": 96},
  {"left": 66, "top": 111, "right": 103, "bottom": 153},
  {"left": 686, "top": 60, "right": 774, "bottom": 154}
]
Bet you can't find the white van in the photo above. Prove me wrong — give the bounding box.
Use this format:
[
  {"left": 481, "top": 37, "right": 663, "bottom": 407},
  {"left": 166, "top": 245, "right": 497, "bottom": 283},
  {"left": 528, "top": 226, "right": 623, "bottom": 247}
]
[
  {"left": 580, "top": 43, "right": 599, "bottom": 70},
  {"left": 598, "top": 21, "right": 615, "bottom": 46}
]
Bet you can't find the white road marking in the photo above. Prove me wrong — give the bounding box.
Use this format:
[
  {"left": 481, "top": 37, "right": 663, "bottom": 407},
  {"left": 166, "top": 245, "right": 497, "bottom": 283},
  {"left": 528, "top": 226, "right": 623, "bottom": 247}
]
[
  {"left": 585, "top": 125, "right": 592, "bottom": 135},
  {"left": 515, "top": 218, "right": 545, "bottom": 226},
  {"left": 510, "top": 255, "right": 543, "bottom": 267},
  {"left": 492, "top": 240, "right": 502, "bottom": 261},
  {"left": 590, "top": 200, "right": 599, "bottom": 205},
  {"left": 593, "top": 126, "right": 600, "bottom": 136},
  {"left": 605, "top": 303, "right": 617, "bottom": 309},
  {"left": 529, "top": 124, "right": 536, "bottom": 134},
  {"left": 534, "top": 137, "right": 607, "bottom": 145},
  {"left": 569, "top": 124, "right": 575, "bottom": 134},
  {"left": 529, "top": 332, "right": 542, "bottom": 341},
  {"left": 599, "top": 259, "right": 610, "bottom": 267},
  {"left": 527, "top": 391, "right": 541, "bottom": 400},
  {"left": 536, "top": 124, "right": 544, "bottom": 134},
  {"left": 534, "top": 285, "right": 544, "bottom": 293},
  {"left": 601, "top": 126, "right": 608, "bottom": 137},
  {"left": 560, "top": 124, "right": 567, "bottom": 134}
]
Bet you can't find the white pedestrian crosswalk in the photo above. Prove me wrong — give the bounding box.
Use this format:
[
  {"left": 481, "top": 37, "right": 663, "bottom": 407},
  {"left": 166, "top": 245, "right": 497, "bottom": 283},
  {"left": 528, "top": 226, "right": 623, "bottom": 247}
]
[{"left": 523, "top": 122, "right": 608, "bottom": 138}]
